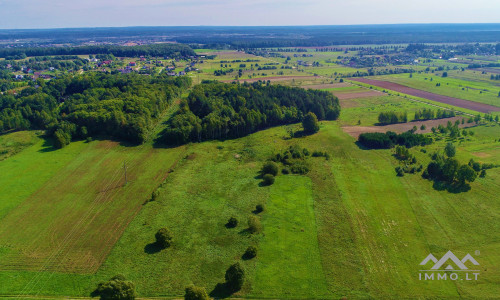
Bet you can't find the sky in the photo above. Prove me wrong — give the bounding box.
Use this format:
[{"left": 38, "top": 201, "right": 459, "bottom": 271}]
[{"left": 0, "top": 0, "right": 499, "bottom": 29}]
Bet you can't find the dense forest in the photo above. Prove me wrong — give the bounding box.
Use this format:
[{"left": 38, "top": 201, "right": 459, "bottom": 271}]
[
  {"left": 159, "top": 82, "right": 340, "bottom": 145},
  {"left": 0, "top": 73, "right": 191, "bottom": 147},
  {"left": 0, "top": 44, "right": 196, "bottom": 59}
]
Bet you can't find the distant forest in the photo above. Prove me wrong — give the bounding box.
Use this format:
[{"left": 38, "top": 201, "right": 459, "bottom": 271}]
[
  {"left": 159, "top": 81, "right": 340, "bottom": 145},
  {"left": 1, "top": 24, "right": 500, "bottom": 48},
  {"left": 0, "top": 73, "right": 192, "bottom": 147},
  {"left": 0, "top": 44, "right": 196, "bottom": 59}
]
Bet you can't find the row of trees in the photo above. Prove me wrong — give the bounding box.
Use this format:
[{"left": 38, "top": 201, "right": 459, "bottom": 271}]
[
  {"left": 0, "top": 73, "right": 192, "bottom": 147},
  {"left": 358, "top": 131, "right": 433, "bottom": 149},
  {"left": 159, "top": 82, "right": 340, "bottom": 145},
  {"left": 414, "top": 108, "right": 456, "bottom": 121},
  {"left": 377, "top": 111, "right": 407, "bottom": 125}
]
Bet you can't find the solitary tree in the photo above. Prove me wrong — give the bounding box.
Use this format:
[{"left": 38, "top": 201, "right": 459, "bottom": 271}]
[
  {"left": 261, "top": 161, "right": 278, "bottom": 176},
  {"left": 244, "top": 246, "right": 257, "bottom": 259},
  {"left": 225, "top": 263, "right": 245, "bottom": 292},
  {"left": 155, "top": 228, "right": 173, "bottom": 248},
  {"left": 92, "top": 275, "right": 136, "bottom": 300},
  {"left": 302, "top": 112, "right": 320, "bottom": 134},
  {"left": 226, "top": 217, "right": 238, "bottom": 228}
]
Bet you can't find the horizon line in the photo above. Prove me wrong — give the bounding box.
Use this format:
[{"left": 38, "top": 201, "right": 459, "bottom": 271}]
[{"left": 1, "top": 22, "right": 500, "bottom": 31}]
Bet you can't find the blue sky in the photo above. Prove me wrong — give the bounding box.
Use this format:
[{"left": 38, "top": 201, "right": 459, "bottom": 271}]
[{"left": 0, "top": 0, "right": 499, "bottom": 29}]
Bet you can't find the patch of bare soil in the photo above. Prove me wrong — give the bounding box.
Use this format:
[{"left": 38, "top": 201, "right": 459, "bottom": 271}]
[{"left": 334, "top": 90, "right": 383, "bottom": 100}]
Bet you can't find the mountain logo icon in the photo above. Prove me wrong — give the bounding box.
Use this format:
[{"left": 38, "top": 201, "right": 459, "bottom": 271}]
[{"left": 420, "top": 251, "right": 479, "bottom": 270}]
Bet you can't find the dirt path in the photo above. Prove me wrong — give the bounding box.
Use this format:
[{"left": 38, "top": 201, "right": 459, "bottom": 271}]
[{"left": 350, "top": 78, "right": 500, "bottom": 113}]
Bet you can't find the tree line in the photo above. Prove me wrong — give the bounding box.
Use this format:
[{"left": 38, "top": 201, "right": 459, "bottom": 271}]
[
  {"left": 0, "top": 44, "right": 196, "bottom": 59},
  {"left": 358, "top": 131, "right": 433, "bottom": 149},
  {"left": 414, "top": 108, "right": 456, "bottom": 121},
  {"left": 0, "top": 73, "right": 192, "bottom": 148},
  {"left": 158, "top": 81, "right": 340, "bottom": 145},
  {"left": 378, "top": 111, "right": 408, "bottom": 125}
]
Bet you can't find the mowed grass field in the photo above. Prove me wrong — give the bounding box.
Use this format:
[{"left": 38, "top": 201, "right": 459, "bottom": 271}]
[{"left": 0, "top": 135, "right": 185, "bottom": 294}]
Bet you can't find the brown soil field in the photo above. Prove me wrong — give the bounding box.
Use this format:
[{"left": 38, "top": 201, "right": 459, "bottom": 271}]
[
  {"left": 334, "top": 90, "right": 383, "bottom": 100},
  {"left": 350, "top": 78, "right": 500, "bottom": 113},
  {"left": 342, "top": 116, "right": 475, "bottom": 138}
]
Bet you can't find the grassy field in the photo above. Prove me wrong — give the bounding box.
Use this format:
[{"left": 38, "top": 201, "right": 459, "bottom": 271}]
[
  {"left": 337, "top": 94, "right": 455, "bottom": 126},
  {"left": 373, "top": 71, "right": 500, "bottom": 108},
  {"left": 0, "top": 135, "right": 185, "bottom": 294}
]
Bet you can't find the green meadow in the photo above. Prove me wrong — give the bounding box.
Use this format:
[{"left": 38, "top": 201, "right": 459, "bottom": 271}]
[
  {"left": 373, "top": 71, "right": 500, "bottom": 107},
  {"left": 1, "top": 115, "right": 498, "bottom": 298}
]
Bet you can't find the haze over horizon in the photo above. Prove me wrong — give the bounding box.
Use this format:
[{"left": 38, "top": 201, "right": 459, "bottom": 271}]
[{"left": 0, "top": 0, "right": 499, "bottom": 29}]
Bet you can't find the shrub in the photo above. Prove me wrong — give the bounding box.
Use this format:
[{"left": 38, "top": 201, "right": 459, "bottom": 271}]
[
  {"left": 479, "top": 169, "right": 486, "bottom": 178},
  {"left": 282, "top": 168, "right": 290, "bottom": 174},
  {"left": 248, "top": 216, "right": 262, "bottom": 233},
  {"left": 184, "top": 286, "right": 209, "bottom": 300},
  {"left": 92, "top": 275, "right": 136, "bottom": 300},
  {"left": 395, "top": 166, "right": 404, "bottom": 177},
  {"left": 226, "top": 217, "right": 238, "bottom": 228},
  {"left": 155, "top": 228, "right": 173, "bottom": 248},
  {"left": 261, "top": 161, "right": 279, "bottom": 176},
  {"left": 255, "top": 204, "right": 264, "bottom": 213},
  {"left": 150, "top": 190, "right": 159, "bottom": 202},
  {"left": 244, "top": 246, "right": 257, "bottom": 259},
  {"left": 262, "top": 174, "right": 275, "bottom": 185},
  {"left": 225, "top": 263, "right": 245, "bottom": 292},
  {"left": 302, "top": 112, "right": 320, "bottom": 134},
  {"left": 290, "top": 162, "right": 309, "bottom": 174}
]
